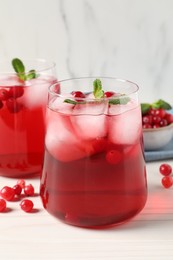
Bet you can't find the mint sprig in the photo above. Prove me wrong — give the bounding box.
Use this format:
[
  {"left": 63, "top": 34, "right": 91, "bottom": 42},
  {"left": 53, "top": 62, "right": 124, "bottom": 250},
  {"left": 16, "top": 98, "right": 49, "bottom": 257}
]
[
  {"left": 64, "top": 99, "right": 86, "bottom": 105},
  {"left": 93, "top": 79, "right": 104, "bottom": 98},
  {"left": 12, "top": 58, "right": 37, "bottom": 81},
  {"left": 109, "top": 96, "right": 130, "bottom": 105},
  {"left": 141, "top": 99, "right": 172, "bottom": 115}
]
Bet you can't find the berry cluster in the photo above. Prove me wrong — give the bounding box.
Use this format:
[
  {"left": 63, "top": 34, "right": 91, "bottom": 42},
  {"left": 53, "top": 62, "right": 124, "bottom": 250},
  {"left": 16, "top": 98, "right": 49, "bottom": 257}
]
[
  {"left": 0, "top": 179, "right": 35, "bottom": 212},
  {"left": 159, "top": 163, "right": 173, "bottom": 188},
  {"left": 142, "top": 108, "right": 173, "bottom": 129},
  {"left": 0, "top": 86, "right": 24, "bottom": 113}
]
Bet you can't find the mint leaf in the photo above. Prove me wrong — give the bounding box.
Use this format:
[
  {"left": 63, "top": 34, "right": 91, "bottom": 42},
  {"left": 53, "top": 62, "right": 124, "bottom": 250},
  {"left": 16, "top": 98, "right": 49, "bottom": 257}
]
[
  {"left": 151, "top": 99, "right": 172, "bottom": 110},
  {"left": 26, "top": 69, "right": 37, "bottom": 80},
  {"left": 109, "top": 96, "right": 130, "bottom": 105},
  {"left": 64, "top": 99, "right": 86, "bottom": 105},
  {"left": 93, "top": 79, "right": 104, "bottom": 98},
  {"left": 141, "top": 103, "right": 151, "bottom": 115}
]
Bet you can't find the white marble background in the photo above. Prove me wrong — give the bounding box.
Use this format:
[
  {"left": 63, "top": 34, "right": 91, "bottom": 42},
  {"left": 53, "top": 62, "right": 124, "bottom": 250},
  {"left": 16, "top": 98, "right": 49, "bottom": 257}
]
[{"left": 0, "top": 0, "right": 173, "bottom": 103}]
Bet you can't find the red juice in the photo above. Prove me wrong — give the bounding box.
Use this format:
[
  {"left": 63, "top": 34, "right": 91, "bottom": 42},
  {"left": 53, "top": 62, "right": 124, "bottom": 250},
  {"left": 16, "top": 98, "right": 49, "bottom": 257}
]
[
  {"left": 0, "top": 74, "right": 56, "bottom": 177},
  {"left": 40, "top": 95, "right": 147, "bottom": 227}
]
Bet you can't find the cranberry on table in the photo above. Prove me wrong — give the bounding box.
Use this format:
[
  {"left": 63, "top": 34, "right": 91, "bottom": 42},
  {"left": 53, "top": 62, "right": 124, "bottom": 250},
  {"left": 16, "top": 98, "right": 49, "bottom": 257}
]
[
  {"left": 159, "top": 163, "right": 172, "bottom": 176},
  {"left": 20, "top": 199, "right": 34, "bottom": 212},
  {"left": 13, "top": 184, "right": 22, "bottom": 196},
  {"left": 161, "top": 176, "right": 173, "bottom": 189},
  {"left": 0, "top": 199, "right": 7, "bottom": 212},
  {"left": 17, "top": 179, "right": 26, "bottom": 189},
  {"left": 0, "top": 186, "right": 15, "bottom": 201},
  {"left": 24, "top": 184, "right": 35, "bottom": 196}
]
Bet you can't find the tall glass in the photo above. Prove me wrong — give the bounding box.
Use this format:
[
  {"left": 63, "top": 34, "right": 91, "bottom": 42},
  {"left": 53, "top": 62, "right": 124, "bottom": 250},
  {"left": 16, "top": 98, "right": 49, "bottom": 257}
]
[
  {"left": 0, "top": 59, "right": 56, "bottom": 177},
  {"left": 40, "top": 77, "right": 147, "bottom": 228}
]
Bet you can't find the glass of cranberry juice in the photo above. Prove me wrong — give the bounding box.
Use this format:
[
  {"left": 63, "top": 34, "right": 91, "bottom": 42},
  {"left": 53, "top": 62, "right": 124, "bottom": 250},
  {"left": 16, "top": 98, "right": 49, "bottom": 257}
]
[
  {"left": 0, "top": 59, "right": 56, "bottom": 177},
  {"left": 40, "top": 77, "right": 147, "bottom": 228}
]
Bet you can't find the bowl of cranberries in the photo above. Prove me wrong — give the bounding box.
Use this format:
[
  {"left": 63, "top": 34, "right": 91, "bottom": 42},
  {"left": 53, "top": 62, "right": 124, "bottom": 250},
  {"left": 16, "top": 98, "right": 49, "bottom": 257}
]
[{"left": 141, "top": 100, "right": 173, "bottom": 151}]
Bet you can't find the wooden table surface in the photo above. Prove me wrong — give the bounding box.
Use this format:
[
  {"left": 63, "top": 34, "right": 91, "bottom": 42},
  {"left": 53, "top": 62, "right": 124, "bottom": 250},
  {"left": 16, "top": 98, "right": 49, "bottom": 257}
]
[{"left": 0, "top": 160, "right": 173, "bottom": 260}]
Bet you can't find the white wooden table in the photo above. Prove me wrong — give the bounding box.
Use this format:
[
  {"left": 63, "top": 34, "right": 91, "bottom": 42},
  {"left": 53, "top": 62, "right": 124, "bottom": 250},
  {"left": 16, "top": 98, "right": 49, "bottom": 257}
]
[{"left": 0, "top": 160, "right": 173, "bottom": 260}]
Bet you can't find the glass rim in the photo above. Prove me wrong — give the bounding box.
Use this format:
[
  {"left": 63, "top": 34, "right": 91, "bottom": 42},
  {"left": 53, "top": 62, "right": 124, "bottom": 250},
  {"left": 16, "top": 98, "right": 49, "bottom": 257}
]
[
  {"left": 0, "top": 58, "right": 56, "bottom": 75},
  {"left": 48, "top": 76, "right": 139, "bottom": 100}
]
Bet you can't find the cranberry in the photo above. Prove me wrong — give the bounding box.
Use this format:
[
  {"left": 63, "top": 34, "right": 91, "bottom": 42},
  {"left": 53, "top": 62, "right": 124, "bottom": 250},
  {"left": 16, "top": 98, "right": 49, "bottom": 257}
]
[
  {"left": 159, "top": 163, "right": 172, "bottom": 176},
  {"left": 92, "top": 137, "right": 107, "bottom": 153},
  {"left": 165, "top": 113, "right": 173, "bottom": 125},
  {"left": 143, "top": 123, "right": 152, "bottom": 129},
  {"left": 9, "top": 86, "right": 24, "bottom": 98},
  {"left": 161, "top": 176, "right": 173, "bottom": 189},
  {"left": 152, "top": 116, "right": 161, "bottom": 124},
  {"left": 17, "top": 179, "right": 26, "bottom": 189},
  {"left": 142, "top": 115, "right": 153, "bottom": 125},
  {"left": 6, "top": 98, "right": 23, "bottom": 113},
  {"left": 0, "top": 199, "right": 7, "bottom": 212},
  {"left": 153, "top": 124, "right": 160, "bottom": 128},
  {"left": 104, "top": 91, "right": 115, "bottom": 98},
  {"left": 72, "top": 91, "right": 85, "bottom": 99},
  {"left": 159, "top": 119, "right": 168, "bottom": 127},
  {"left": 0, "top": 186, "right": 15, "bottom": 201},
  {"left": 156, "top": 108, "right": 166, "bottom": 118},
  {"left": 20, "top": 199, "right": 34, "bottom": 212},
  {"left": 0, "top": 88, "right": 10, "bottom": 101},
  {"left": 13, "top": 184, "right": 22, "bottom": 196},
  {"left": 106, "top": 150, "right": 122, "bottom": 164},
  {"left": 149, "top": 108, "right": 158, "bottom": 116},
  {"left": 24, "top": 184, "right": 35, "bottom": 196}
]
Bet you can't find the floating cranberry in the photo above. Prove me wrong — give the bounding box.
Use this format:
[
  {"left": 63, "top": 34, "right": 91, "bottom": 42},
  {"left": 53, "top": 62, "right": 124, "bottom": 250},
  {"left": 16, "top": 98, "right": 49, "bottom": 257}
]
[
  {"left": 0, "top": 186, "right": 15, "bottom": 201},
  {"left": 159, "top": 163, "right": 172, "bottom": 176},
  {"left": 104, "top": 91, "right": 115, "bottom": 98},
  {"left": 9, "top": 86, "right": 24, "bottom": 98},
  {"left": 161, "top": 176, "right": 173, "bottom": 189},
  {"left": 24, "top": 184, "right": 35, "bottom": 196},
  {"left": 106, "top": 150, "right": 122, "bottom": 164},
  {"left": 20, "top": 199, "right": 34, "bottom": 212},
  {"left": 6, "top": 98, "right": 23, "bottom": 113},
  {"left": 0, "top": 199, "right": 7, "bottom": 212},
  {"left": 0, "top": 88, "right": 10, "bottom": 101},
  {"left": 72, "top": 91, "right": 85, "bottom": 99}
]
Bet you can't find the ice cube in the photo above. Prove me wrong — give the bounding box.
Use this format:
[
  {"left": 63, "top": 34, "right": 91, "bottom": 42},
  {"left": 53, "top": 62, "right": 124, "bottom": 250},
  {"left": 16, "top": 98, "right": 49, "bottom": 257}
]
[
  {"left": 45, "top": 110, "right": 93, "bottom": 162},
  {"left": 71, "top": 101, "right": 108, "bottom": 140},
  {"left": 23, "top": 76, "right": 55, "bottom": 108},
  {"left": 49, "top": 95, "right": 74, "bottom": 114},
  {"left": 108, "top": 105, "right": 141, "bottom": 145}
]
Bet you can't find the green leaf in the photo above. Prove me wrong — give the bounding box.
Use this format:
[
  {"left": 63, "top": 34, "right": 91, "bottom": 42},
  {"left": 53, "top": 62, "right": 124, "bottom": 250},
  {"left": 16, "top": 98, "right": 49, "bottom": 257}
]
[
  {"left": 26, "top": 69, "right": 37, "bottom": 80},
  {"left": 141, "top": 103, "right": 151, "bottom": 115},
  {"left": 12, "top": 58, "right": 25, "bottom": 80},
  {"left": 109, "top": 96, "right": 130, "bottom": 105},
  {"left": 93, "top": 79, "right": 104, "bottom": 98},
  {"left": 64, "top": 99, "right": 86, "bottom": 105},
  {"left": 151, "top": 99, "right": 172, "bottom": 110}
]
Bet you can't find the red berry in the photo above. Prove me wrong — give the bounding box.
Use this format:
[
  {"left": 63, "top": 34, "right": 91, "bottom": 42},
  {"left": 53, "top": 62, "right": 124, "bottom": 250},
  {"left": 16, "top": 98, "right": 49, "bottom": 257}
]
[
  {"left": 0, "top": 186, "right": 15, "bottom": 201},
  {"left": 142, "top": 115, "right": 153, "bottom": 125},
  {"left": 104, "top": 91, "right": 115, "bottom": 98},
  {"left": 106, "top": 150, "right": 122, "bottom": 164},
  {"left": 0, "top": 88, "right": 10, "bottom": 101},
  {"left": 72, "top": 91, "right": 85, "bottom": 99},
  {"left": 6, "top": 98, "right": 23, "bottom": 113},
  {"left": 17, "top": 179, "right": 26, "bottom": 189},
  {"left": 143, "top": 123, "right": 152, "bottom": 129},
  {"left": 159, "top": 119, "right": 168, "bottom": 127},
  {"left": 149, "top": 108, "right": 158, "bottom": 116},
  {"left": 9, "top": 86, "right": 24, "bottom": 98},
  {"left": 152, "top": 116, "right": 161, "bottom": 124},
  {"left": 24, "top": 184, "right": 35, "bottom": 196},
  {"left": 0, "top": 199, "right": 6, "bottom": 212},
  {"left": 156, "top": 108, "right": 166, "bottom": 118},
  {"left": 20, "top": 199, "right": 34, "bottom": 212},
  {"left": 164, "top": 113, "right": 173, "bottom": 125},
  {"left": 13, "top": 184, "right": 22, "bottom": 196},
  {"left": 161, "top": 176, "right": 173, "bottom": 189},
  {"left": 153, "top": 124, "right": 160, "bottom": 128},
  {"left": 159, "top": 163, "right": 172, "bottom": 176}
]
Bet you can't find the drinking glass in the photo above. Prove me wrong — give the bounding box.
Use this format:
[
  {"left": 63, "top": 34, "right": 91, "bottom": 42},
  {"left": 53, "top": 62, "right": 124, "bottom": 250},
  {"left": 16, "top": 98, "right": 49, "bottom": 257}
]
[
  {"left": 40, "top": 77, "right": 147, "bottom": 228},
  {"left": 0, "top": 59, "right": 56, "bottom": 177}
]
